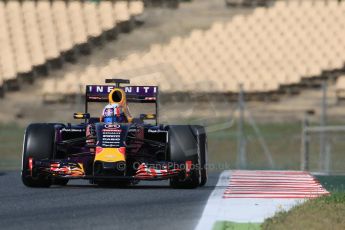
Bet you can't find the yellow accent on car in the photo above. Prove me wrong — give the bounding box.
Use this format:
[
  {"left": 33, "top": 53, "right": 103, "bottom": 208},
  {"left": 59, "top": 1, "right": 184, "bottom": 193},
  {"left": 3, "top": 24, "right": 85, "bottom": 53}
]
[
  {"left": 78, "top": 163, "right": 85, "bottom": 172},
  {"left": 94, "top": 148, "right": 125, "bottom": 163},
  {"left": 146, "top": 114, "right": 155, "bottom": 119}
]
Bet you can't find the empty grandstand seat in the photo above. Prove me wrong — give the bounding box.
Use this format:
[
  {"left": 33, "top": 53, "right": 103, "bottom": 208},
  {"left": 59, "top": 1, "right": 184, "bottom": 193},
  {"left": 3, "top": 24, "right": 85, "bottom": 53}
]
[
  {"left": 114, "top": 1, "right": 130, "bottom": 23},
  {"left": 98, "top": 66, "right": 113, "bottom": 82},
  {"left": 36, "top": 1, "right": 60, "bottom": 61},
  {"left": 22, "top": 1, "right": 46, "bottom": 68},
  {"left": 99, "top": 0, "right": 116, "bottom": 34},
  {"left": 82, "top": 66, "right": 99, "bottom": 85},
  {"left": 52, "top": 0, "right": 74, "bottom": 53},
  {"left": 129, "top": 1, "right": 144, "bottom": 16},
  {"left": 83, "top": 1, "right": 102, "bottom": 39},
  {"left": 59, "top": 73, "right": 80, "bottom": 95},
  {"left": 0, "top": 1, "right": 16, "bottom": 83},
  {"left": 42, "top": 78, "right": 57, "bottom": 95},
  {"left": 6, "top": 1, "right": 32, "bottom": 75},
  {"left": 67, "top": 1, "right": 88, "bottom": 46}
]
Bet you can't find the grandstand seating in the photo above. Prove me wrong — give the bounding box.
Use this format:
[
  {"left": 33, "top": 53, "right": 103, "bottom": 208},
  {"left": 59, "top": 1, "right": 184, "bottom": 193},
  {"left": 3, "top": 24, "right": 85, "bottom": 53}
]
[
  {"left": 23, "top": 1, "right": 47, "bottom": 71},
  {"left": 0, "top": 1, "right": 17, "bottom": 88},
  {"left": 0, "top": 0, "right": 145, "bottom": 96},
  {"left": 99, "top": 0, "right": 118, "bottom": 40},
  {"left": 6, "top": 1, "right": 32, "bottom": 78},
  {"left": 37, "top": 1, "right": 60, "bottom": 64},
  {"left": 41, "top": 0, "right": 345, "bottom": 100}
]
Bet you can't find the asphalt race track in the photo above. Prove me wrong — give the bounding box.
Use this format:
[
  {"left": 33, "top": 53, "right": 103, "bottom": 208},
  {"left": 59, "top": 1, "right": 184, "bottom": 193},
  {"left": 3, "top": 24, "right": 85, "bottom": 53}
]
[{"left": 0, "top": 171, "right": 220, "bottom": 230}]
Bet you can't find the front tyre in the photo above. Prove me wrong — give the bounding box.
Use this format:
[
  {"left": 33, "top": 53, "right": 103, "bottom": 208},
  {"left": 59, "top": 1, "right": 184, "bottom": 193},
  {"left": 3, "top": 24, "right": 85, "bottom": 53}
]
[
  {"left": 192, "top": 126, "right": 208, "bottom": 187},
  {"left": 21, "top": 124, "right": 56, "bottom": 187},
  {"left": 168, "top": 125, "right": 208, "bottom": 189}
]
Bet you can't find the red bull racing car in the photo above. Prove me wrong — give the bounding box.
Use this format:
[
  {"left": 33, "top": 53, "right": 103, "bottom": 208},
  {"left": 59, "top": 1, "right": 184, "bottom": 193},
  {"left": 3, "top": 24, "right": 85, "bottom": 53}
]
[{"left": 21, "top": 79, "right": 207, "bottom": 188}]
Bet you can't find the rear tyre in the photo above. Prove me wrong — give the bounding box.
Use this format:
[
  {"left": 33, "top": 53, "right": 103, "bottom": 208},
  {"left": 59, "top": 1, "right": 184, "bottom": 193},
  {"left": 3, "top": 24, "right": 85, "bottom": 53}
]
[
  {"left": 21, "top": 124, "right": 56, "bottom": 187},
  {"left": 168, "top": 125, "right": 207, "bottom": 189}
]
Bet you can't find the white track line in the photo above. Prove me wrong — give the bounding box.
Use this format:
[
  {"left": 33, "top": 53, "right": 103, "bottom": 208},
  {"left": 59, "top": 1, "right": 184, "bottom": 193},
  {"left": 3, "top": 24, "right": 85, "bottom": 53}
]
[
  {"left": 195, "top": 170, "right": 329, "bottom": 230},
  {"left": 195, "top": 170, "right": 230, "bottom": 230}
]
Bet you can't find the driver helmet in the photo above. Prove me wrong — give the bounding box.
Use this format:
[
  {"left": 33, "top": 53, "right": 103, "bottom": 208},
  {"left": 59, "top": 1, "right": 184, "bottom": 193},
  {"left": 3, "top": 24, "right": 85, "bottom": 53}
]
[{"left": 102, "top": 103, "right": 124, "bottom": 123}]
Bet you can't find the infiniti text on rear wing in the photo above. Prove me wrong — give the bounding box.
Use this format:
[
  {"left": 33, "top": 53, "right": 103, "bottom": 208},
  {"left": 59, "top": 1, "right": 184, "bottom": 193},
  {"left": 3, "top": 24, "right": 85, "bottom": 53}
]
[{"left": 86, "top": 85, "right": 158, "bottom": 103}]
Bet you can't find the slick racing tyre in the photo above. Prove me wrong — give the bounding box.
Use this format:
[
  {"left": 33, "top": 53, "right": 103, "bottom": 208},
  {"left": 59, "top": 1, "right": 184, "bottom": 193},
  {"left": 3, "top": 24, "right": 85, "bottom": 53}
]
[
  {"left": 168, "top": 125, "right": 208, "bottom": 189},
  {"left": 22, "top": 124, "right": 56, "bottom": 187}
]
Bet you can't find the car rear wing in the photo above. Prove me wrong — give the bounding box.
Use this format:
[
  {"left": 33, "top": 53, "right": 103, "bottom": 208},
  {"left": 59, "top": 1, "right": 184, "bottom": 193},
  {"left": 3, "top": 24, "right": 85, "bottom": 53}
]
[
  {"left": 85, "top": 85, "right": 159, "bottom": 124},
  {"left": 86, "top": 85, "right": 158, "bottom": 103}
]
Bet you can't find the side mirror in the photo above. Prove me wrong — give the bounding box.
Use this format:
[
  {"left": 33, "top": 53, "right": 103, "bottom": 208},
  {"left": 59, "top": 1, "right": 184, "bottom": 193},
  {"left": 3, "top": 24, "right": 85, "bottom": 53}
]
[{"left": 73, "top": 113, "right": 90, "bottom": 120}]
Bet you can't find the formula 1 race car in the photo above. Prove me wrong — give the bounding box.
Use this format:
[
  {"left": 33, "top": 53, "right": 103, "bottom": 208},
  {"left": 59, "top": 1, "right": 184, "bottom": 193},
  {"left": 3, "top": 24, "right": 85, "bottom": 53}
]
[{"left": 21, "top": 79, "right": 207, "bottom": 188}]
